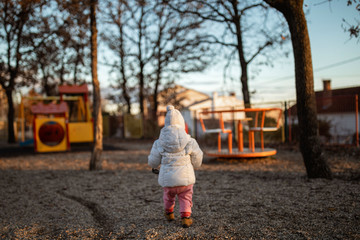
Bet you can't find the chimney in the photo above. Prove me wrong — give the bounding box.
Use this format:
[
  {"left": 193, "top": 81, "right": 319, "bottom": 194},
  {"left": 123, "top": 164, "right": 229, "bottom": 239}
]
[
  {"left": 322, "top": 79, "right": 332, "bottom": 109},
  {"left": 323, "top": 79, "right": 331, "bottom": 91}
]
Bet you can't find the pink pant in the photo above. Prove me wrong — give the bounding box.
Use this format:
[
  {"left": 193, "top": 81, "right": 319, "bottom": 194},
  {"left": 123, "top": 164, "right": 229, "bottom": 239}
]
[{"left": 163, "top": 184, "right": 193, "bottom": 217}]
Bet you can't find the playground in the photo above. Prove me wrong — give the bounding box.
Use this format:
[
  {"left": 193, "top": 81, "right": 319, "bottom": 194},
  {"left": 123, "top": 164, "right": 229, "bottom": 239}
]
[{"left": 0, "top": 139, "right": 359, "bottom": 239}]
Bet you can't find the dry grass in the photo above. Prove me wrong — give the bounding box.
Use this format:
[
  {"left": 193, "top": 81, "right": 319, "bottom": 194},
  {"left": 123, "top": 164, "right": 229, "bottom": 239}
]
[{"left": 0, "top": 139, "right": 359, "bottom": 239}]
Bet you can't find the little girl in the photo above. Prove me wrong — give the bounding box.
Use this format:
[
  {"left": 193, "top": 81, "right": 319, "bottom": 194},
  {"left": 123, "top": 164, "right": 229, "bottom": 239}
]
[{"left": 148, "top": 105, "right": 203, "bottom": 228}]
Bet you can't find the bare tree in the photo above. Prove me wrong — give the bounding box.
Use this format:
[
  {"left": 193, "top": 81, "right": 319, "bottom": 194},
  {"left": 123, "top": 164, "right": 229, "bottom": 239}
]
[
  {"left": 342, "top": 0, "right": 360, "bottom": 40},
  {"left": 33, "top": 38, "right": 60, "bottom": 96},
  {"left": 312, "top": 0, "right": 359, "bottom": 41},
  {"left": 57, "top": 1, "right": 90, "bottom": 85},
  {"left": 121, "top": 0, "right": 153, "bottom": 115},
  {"left": 30, "top": 15, "right": 65, "bottom": 96},
  {"left": 264, "top": 0, "right": 332, "bottom": 179},
  {"left": 149, "top": 1, "right": 213, "bottom": 119},
  {"left": 169, "top": 0, "right": 289, "bottom": 107},
  {"left": 102, "top": 0, "right": 133, "bottom": 113},
  {"left": 102, "top": 0, "right": 213, "bottom": 119},
  {"left": 13, "top": 0, "right": 91, "bottom": 98},
  {"left": 0, "top": 0, "right": 50, "bottom": 143},
  {"left": 89, "top": 0, "right": 103, "bottom": 170}
]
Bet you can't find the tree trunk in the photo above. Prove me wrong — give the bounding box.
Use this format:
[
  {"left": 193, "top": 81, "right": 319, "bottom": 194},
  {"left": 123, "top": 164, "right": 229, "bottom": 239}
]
[
  {"left": 152, "top": 84, "right": 159, "bottom": 121},
  {"left": 120, "top": 72, "right": 131, "bottom": 114},
  {"left": 240, "top": 69, "right": 250, "bottom": 108},
  {"left": 73, "top": 62, "right": 78, "bottom": 85},
  {"left": 139, "top": 64, "right": 145, "bottom": 114},
  {"left": 152, "top": 53, "right": 162, "bottom": 121},
  {"left": 232, "top": 1, "right": 251, "bottom": 108},
  {"left": 137, "top": 5, "right": 147, "bottom": 116},
  {"left": 59, "top": 59, "right": 65, "bottom": 85},
  {"left": 6, "top": 88, "right": 16, "bottom": 143},
  {"left": 119, "top": 25, "right": 131, "bottom": 114},
  {"left": 89, "top": 0, "right": 103, "bottom": 171},
  {"left": 265, "top": 0, "right": 332, "bottom": 179},
  {"left": 119, "top": 50, "right": 131, "bottom": 114}
]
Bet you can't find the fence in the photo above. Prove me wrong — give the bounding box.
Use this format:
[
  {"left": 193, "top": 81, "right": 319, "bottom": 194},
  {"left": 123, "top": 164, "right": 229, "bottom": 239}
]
[
  {"left": 1, "top": 95, "right": 359, "bottom": 148},
  {"left": 66, "top": 95, "right": 360, "bottom": 148}
]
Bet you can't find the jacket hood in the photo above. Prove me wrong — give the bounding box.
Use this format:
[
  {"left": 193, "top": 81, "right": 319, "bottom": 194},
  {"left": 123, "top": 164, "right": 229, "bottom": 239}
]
[
  {"left": 158, "top": 105, "right": 189, "bottom": 153},
  {"left": 158, "top": 126, "right": 190, "bottom": 153},
  {"left": 164, "top": 105, "right": 185, "bottom": 129}
]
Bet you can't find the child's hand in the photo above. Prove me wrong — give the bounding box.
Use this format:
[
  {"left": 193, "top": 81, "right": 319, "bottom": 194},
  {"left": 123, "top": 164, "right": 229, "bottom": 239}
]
[{"left": 152, "top": 168, "right": 159, "bottom": 174}]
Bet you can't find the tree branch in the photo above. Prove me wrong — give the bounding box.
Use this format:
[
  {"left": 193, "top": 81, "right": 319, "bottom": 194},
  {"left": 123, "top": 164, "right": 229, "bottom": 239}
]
[{"left": 247, "top": 40, "right": 273, "bottom": 64}]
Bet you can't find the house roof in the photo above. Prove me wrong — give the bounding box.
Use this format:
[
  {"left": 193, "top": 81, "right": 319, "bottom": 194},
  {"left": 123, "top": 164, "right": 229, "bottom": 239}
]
[
  {"left": 156, "top": 84, "right": 244, "bottom": 112},
  {"left": 289, "top": 85, "right": 360, "bottom": 115},
  {"left": 315, "top": 86, "right": 360, "bottom": 97},
  {"left": 157, "top": 85, "right": 210, "bottom": 111},
  {"left": 187, "top": 93, "right": 244, "bottom": 111}
]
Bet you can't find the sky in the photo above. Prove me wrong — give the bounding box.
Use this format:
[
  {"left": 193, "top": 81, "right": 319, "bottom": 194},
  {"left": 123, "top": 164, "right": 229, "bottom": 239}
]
[
  {"left": 168, "top": 0, "right": 360, "bottom": 103},
  {"left": 98, "top": 0, "right": 360, "bottom": 105}
]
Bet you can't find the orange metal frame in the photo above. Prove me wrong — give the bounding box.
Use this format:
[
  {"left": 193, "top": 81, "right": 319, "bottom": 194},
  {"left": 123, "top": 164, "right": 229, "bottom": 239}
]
[
  {"left": 199, "top": 108, "right": 282, "bottom": 158},
  {"left": 199, "top": 112, "right": 233, "bottom": 153},
  {"left": 248, "top": 108, "right": 283, "bottom": 152}
]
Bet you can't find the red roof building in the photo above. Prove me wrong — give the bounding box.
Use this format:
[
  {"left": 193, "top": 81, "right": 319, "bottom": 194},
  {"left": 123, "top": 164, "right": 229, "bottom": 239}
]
[
  {"left": 290, "top": 80, "right": 359, "bottom": 115},
  {"left": 316, "top": 80, "right": 360, "bottom": 114},
  {"left": 288, "top": 80, "right": 359, "bottom": 145}
]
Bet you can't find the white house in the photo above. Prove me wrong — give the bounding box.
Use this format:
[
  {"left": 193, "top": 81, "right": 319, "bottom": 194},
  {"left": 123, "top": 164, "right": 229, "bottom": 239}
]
[
  {"left": 289, "top": 80, "right": 360, "bottom": 144},
  {"left": 156, "top": 85, "right": 244, "bottom": 137}
]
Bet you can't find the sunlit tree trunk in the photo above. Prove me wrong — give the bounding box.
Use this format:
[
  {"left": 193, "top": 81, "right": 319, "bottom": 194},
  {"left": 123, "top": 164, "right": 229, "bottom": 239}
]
[
  {"left": 265, "top": 0, "right": 332, "bottom": 179},
  {"left": 89, "top": 0, "right": 103, "bottom": 171}
]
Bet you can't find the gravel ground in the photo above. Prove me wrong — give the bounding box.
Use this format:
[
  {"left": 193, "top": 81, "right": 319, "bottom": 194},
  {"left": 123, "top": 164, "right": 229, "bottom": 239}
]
[{"left": 0, "top": 139, "right": 359, "bottom": 239}]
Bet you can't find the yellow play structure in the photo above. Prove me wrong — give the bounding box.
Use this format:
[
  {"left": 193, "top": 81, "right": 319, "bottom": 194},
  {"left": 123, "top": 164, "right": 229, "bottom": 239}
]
[{"left": 19, "top": 84, "right": 94, "bottom": 152}]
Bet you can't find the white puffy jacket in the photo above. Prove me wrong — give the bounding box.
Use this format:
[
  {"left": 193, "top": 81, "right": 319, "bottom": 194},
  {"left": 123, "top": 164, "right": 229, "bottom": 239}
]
[{"left": 148, "top": 106, "right": 203, "bottom": 187}]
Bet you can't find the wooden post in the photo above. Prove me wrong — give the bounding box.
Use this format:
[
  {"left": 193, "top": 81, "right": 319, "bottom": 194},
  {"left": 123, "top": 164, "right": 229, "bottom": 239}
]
[{"left": 356, "top": 94, "right": 359, "bottom": 147}]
